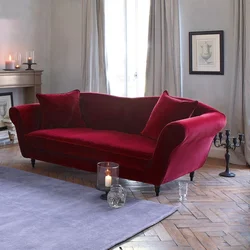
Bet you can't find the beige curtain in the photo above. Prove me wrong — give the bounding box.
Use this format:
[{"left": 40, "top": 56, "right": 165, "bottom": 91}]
[
  {"left": 145, "top": 0, "right": 181, "bottom": 96},
  {"left": 229, "top": 0, "right": 250, "bottom": 165},
  {"left": 81, "top": 0, "right": 109, "bottom": 93}
]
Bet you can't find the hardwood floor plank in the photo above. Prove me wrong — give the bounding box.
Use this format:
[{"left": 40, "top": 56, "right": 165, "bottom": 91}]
[
  {"left": 223, "top": 234, "right": 241, "bottom": 246},
  {"left": 194, "top": 232, "right": 219, "bottom": 250},
  {"left": 161, "top": 221, "right": 190, "bottom": 246},
  {"left": 180, "top": 229, "right": 206, "bottom": 250},
  {"left": 229, "top": 232, "right": 250, "bottom": 248},
  {"left": 152, "top": 223, "right": 172, "bottom": 241}
]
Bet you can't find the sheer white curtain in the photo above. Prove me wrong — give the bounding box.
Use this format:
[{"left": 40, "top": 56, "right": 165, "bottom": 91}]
[
  {"left": 145, "top": 0, "right": 181, "bottom": 96},
  {"left": 229, "top": 0, "right": 250, "bottom": 165},
  {"left": 81, "top": 0, "right": 108, "bottom": 93},
  {"left": 105, "top": 0, "right": 150, "bottom": 97}
]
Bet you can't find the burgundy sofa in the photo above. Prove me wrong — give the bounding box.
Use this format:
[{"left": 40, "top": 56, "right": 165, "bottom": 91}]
[{"left": 9, "top": 91, "right": 226, "bottom": 196}]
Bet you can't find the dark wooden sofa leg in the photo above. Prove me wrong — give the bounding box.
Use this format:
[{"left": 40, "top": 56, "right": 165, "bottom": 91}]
[
  {"left": 190, "top": 171, "right": 195, "bottom": 181},
  {"left": 154, "top": 186, "right": 160, "bottom": 196},
  {"left": 31, "top": 158, "right": 36, "bottom": 168}
]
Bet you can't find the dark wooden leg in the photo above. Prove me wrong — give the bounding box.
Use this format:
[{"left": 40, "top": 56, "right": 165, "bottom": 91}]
[
  {"left": 154, "top": 185, "right": 160, "bottom": 196},
  {"left": 190, "top": 171, "right": 195, "bottom": 181},
  {"left": 31, "top": 158, "right": 35, "bottom": 168}
]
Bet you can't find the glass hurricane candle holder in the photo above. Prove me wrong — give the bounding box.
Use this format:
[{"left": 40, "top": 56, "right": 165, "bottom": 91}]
[
  {"left": 96, "top": 162, "right": 119, "bottom": 200},
  {"left": 24, "top": 50, "right": 37, "bottom": 70},
  {"left": 14, "top": 52, "right": 22, "bottom": 69},
  {"left": 26, "top": 50, "right": 35, "bottom": 63}
]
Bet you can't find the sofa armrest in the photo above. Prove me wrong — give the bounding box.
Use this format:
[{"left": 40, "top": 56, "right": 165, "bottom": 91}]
[
  {"left": 148, "top": 112, "right": 226, "bottom": 185},
  {"left": 9, "top": 104, "right": 41, "bottom": 157}
]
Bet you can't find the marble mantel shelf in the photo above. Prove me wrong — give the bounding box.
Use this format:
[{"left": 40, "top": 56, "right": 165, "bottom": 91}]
[{"left": 0, "top": 70, "right": 43, "bottom": 103}]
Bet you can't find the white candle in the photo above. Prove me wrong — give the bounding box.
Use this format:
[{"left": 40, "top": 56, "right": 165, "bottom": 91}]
[
  {"left": 105, "top": 175, "right": 112, "bottom": 187},
  {"left": 5, "top": 55, "right": 15, "bottom": 70},
  {"left": 28, "top": 57, "right": 33, "bottom": 64}
]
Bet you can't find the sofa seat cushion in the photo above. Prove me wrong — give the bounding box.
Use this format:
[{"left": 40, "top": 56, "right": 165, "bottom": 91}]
[{"left": 25, "top": 128, "right": 156, "bottom": 169}]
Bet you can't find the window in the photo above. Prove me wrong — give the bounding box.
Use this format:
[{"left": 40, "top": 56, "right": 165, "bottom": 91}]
[{"left": 105, "top": 0, "right": 150, "bottom": 97}]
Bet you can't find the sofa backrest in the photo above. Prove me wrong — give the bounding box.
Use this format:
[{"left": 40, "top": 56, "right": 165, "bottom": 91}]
[
  {"left": 80, "top": 93, "right": 158, "bottom": 134},
  {"left": 79, "top": 92, "right": 217, "bottom": 134}
]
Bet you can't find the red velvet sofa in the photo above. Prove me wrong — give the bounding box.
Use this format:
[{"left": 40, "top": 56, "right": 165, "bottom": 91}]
[{"left": 9, "top": 91, "right": 226, "bottom": 196}]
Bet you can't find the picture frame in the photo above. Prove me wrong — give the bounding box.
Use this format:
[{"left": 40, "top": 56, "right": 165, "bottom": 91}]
[
  {"left": 189, "top": 30, "right": 224, "bottom": 75},
  {"left": 0, "top": 92, "right": 13, "bottom": 130}
]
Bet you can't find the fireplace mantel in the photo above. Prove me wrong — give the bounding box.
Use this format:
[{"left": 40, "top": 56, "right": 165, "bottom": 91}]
[{"left": 0, "top": 70, "right": 43, "bottom": 103}]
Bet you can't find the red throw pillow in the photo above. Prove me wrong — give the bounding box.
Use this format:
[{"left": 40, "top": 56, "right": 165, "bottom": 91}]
[
  {"left": 36, "top": 89, "right": 85, "bottom": 129},
  {"left": 141, "top": 91, "right": 198, "bottom": 139}
]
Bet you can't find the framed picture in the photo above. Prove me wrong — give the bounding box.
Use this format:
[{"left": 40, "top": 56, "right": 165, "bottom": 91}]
[
  {"left": 0, "top": 92, "right": 13, "bottom": 129},
  {"left": 189, "top": 30, "right": 224, "bottom": 75}
]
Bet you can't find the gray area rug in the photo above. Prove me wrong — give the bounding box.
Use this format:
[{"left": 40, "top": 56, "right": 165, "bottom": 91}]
[{"left": 0, "top": 166, "right": 178, "bottom": 250}]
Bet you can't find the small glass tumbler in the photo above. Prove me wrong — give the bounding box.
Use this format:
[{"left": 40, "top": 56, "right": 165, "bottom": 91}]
[
  {"left": 178, "top": 182, "right": 188, "bottom": 201},
  {"left": 107, "top": 184, "right": 127, "bottom": 209}
]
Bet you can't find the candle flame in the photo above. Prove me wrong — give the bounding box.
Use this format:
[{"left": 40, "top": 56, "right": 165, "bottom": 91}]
[
  {"left": 105, "top": 168, "right": 111, "bottom": 176},
  {"left": 9, "top": 55, "right": 12, "bottom": 61}
]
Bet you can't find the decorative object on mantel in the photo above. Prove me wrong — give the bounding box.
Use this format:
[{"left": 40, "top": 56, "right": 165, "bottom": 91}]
[
  {"left": 213, "top": 129, "right": 244, "bottom": 177},
  {"left": 14, "top": 52, "right": 22, "bottom": 69},
  {"left": 23, "top": 50, "right": 37, "bottom": 70},
  {"left": 4, "top": 54, "right": 16, "bottom": 70},
  {"left": 96, "top": 162, "right": 119, "bottom": 200}
]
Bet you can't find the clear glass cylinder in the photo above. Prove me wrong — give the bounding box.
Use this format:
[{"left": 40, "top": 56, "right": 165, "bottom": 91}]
[
  {"left": 96, "top": 162, "right": 119, "bottom": 192},
  {"left": 178, "top": 181, "right": 188, "bottom": 201},
  {"left": 107, "top": 184, "right": 127, "bottom": 208},
  {"left": 14, "top": 52, "right": 22, "bottom": 69},
  {"left": 26, "top": 50, "right": 35, "bottom": 63}
]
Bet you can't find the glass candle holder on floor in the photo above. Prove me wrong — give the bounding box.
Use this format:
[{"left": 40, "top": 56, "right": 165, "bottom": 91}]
[
  {"left": 96, "top": 162, "right": 119, "bottom": 200},
  {"left": 107, "top": 184, "right": 127, "bottom": 209},
  {"left": 178, "top": 181, "right": 188, "bottom": 201}
]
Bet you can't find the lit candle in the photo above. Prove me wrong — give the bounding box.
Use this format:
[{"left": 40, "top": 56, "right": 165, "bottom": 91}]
[
  {"left": 5, "top": 55, "right": 15, "bottom": 70},
  {"left": 105, "top": 168, "right": 112, "bottom": 187},
  {"left": 105, "top": 175, "right": 112, "bottom": 187},
  {"left": 27, "top": 57, "right": 32, "bottom": 64}
]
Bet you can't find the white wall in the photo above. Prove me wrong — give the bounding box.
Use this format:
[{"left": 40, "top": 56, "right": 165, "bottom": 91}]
[
  {"left": 0, "top": 0, "right": 51, "bottom": 105},
  {"left": 50, "top": 0, "right": 83, "bottom": 93},
  {"left": 180, "top": 0, "right": 233, "bottom": 119},
  {"left": 180, "top": 0, "right": 244, "bottom": 163}
]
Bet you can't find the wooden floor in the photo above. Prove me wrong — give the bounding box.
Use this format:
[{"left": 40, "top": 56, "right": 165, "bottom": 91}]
[{"left": 1, "top": 144, "right": 250, "bottom": 250}]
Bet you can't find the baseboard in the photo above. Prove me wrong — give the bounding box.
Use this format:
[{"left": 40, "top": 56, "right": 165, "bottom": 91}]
[{"left": 208, "top": 145, "right": 246, "bottom": 166}]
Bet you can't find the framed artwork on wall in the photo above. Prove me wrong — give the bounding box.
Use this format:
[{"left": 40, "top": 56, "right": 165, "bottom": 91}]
[
  {"left": 0, "top": 92, "right": 13, "bottom": 129},
  {"left": 189, "top": 30, "right": 224, "bottom": 75}
]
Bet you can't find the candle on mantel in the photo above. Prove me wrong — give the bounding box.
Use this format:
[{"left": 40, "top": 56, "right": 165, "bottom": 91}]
[
  {"left": 5, "top": 55, "right": 15, "bottom": 70},
  {"left": 105, "top": 168, "right": 112, "bottom": 187},
  {"left": 27, "top": 57, "right": 33, "bottom": 64}
]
